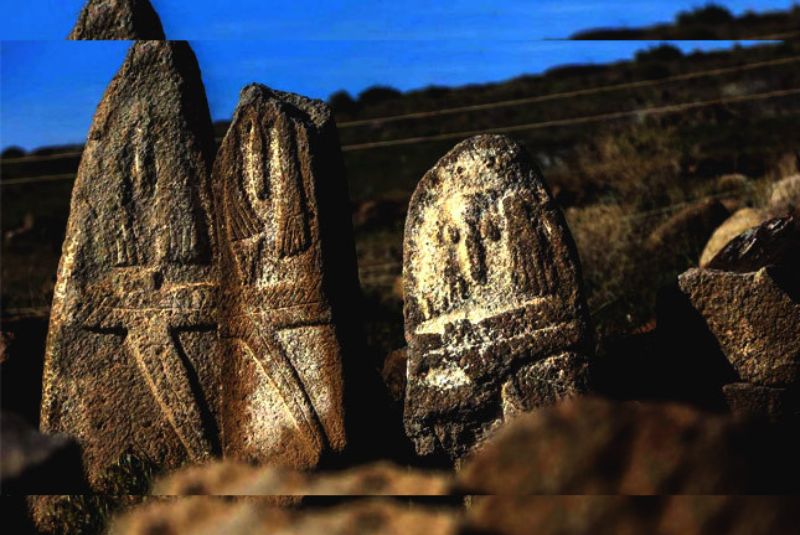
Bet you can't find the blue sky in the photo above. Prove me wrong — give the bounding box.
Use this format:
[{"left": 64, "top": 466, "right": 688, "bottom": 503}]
[
  {"left": 0, "top": 1, "right": 797, "bottom": 150},
  {"left": 0, "top": 0, "right": 795, "bottom": 39}
]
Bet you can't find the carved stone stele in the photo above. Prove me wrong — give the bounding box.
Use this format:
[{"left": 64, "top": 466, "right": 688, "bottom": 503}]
[
  {"left": 213, "top": 84, "right": 348, "bottom": 467},
  {"left": 68, "top": 0, "right": 165, "bottom": 40},
  {"left": 403, "top": 135, "right": 592, "bottom": 460},
  {"left": 39, "top": 41, "right": 220, "bottom": 489}
]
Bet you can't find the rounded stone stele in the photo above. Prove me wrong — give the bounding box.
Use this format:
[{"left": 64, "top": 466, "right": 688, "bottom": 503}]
[{"left": 402, "top": 134, "right": 592, "bottom": 460}]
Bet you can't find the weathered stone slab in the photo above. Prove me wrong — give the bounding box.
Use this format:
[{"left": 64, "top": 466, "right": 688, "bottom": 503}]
[
  {"left": 68, "top": 0, "right": 165, "bottom": 40},
  {"left": 678, "top": 267, "right": 800, "bottom": 386},
  {"left": 403, "top": 134, "right": 592, "bottom": 459},
  {"left": 39, "top": 41, "right": 219, "bottom": 489},
  {"left": 212, "top": 85, "right": 349, "bottom": 467}
]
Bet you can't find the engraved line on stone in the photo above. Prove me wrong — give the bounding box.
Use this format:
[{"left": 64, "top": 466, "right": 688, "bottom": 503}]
[{"left": 415, "top": 295, "right": 551, "bottom": 335}]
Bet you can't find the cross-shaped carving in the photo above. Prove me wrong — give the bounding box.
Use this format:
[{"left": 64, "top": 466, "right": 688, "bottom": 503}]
[{"left": 81, "top": 267, "right": 217, "bottom": 460}]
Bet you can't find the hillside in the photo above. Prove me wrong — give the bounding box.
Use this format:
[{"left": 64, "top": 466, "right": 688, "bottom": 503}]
[
  {"left": 2, "top": 14, "right": 800, "bottom": 368},
  {"left": 572, "top": 3, "right": 800, "bottom": 39}
]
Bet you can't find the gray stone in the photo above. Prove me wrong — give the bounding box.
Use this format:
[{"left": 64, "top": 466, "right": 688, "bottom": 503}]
[
  {"left": 68, "top": 0, "right": 165, "bottom": 40},
  {"left": 403, "top": 134, "right": 592, "bottom": 460}
]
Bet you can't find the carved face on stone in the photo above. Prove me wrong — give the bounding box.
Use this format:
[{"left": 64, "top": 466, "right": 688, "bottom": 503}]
[
  {"left": 218, "top": 97, "right": 322, "bottom": 287},
  {"left": 405, "top": 142, "right": 561, "bottom": 337}
]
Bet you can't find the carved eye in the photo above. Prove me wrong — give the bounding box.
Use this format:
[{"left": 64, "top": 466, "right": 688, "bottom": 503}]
[{"left": 448, "top": 225, "right": 460, "bottom": 243}]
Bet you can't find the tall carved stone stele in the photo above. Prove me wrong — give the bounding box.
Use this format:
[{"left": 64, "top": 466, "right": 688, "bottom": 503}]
[
  {"left": 68, "top": 0, "right": 165, "bottom": 40},
  {"left": 213, "top": 84, "right": 350, "bottom": 468},
  {"left": 38, "top": 41, "right": 219, "bottom": 490},
  {"left": 403, "top": 135, "right": 592, "bottom": 460}
]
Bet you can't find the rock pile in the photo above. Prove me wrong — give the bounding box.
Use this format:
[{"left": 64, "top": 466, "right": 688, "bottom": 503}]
[{"left": 680, "top": 215, "right": 800, "bottom": 422}]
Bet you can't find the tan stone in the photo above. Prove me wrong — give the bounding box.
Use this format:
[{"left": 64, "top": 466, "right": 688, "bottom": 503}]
[
  {"left": 403, "top": 135, "right": 591, "bottom": 460},
  {"left": 68, "top": 0, "right": 165, "bottom": 40},
  {"left": 38, "top": 41, "right": 220, "bottom": 490},
  {"left": 111, "top": 498, "right": 459, "bottom": 535},
  {"left": 699, "top": 207, "right": 766, "bottom": 267},
  {"left": 770, "top": 174, "right": 800, "bottom": 212},
  {"left": 153, "top": 460, "right": 452, "bottom": 497},
  {"left": 213, "top": 85, "right": 352, "bottom": 467}
]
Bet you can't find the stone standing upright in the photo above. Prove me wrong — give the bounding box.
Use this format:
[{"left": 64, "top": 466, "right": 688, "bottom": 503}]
[
  {"left": 403, "top": 135, "right": 592, "bottom": 460},
  {"left": 212, "top": 85, "right": 352, "bottom": 468},
  {"left": 68, "top": 0, "right": 165, "bottom": 40},
  {"left": 39, "top": 41, "right": 220, "bottom": 489}
]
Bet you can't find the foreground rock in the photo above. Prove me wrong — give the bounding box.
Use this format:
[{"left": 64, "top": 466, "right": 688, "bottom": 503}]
[
  {"left": 0, "top": 412, "right": 85, "bottom": 494},
  {"left": 152, "top": 460, "right": 452, "bottom": 497},
  {"left": 68, "top": 0, "right": 165, "bottom": 40},
  {"left": 39, "top": 41, "right": 219, "bottom": 490},
  {"left": 110, "top": 499, "right": 461, "bottom": 535},
  {"left": 403, "top": 135, "right": 591, "bottom": 460},
  {"left": 699, "top": 207, "right": 766, "bottom": 267},
  {"left": 213, "top": 84, "right": 355, "bottom": 467},
  {"left": 468, "top": 496, "right": 800, "bottom": 535},
  {"left": 458, "top": 397, "right": 800, "bottom": 493}
]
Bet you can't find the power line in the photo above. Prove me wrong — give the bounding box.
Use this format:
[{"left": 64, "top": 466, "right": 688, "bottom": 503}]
[
  {"left": 3, "top": 54, "right": 799, "bottom": 168},
  {"left": 3, "top": 85, "right": 799, "bottom": 185},
  {"left": 1, "top": 173, "right": 76, "bottom": 186},
  {"left": 341, "top": 86, "right": 800, "bottom": 151},
  {"left": 336, "top": 55, "right": 800, "bottom": 128}
]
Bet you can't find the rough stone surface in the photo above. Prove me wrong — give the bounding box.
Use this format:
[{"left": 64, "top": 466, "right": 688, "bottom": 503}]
[
  {"left": 212, "top": 84, "right": 353, "bottom": 467},
  {"left": 699, "top": 207, "right": 766, "bottom": 267},
  {"left": 457, "top": 397, "right": 800, "bottom": 494},
  {"left": 0, "top": 412, "right": 86, "bottom": 494},
  {"left": 723, "top": 382, "right": 800, "bottom": 423},
  {"left": 68, "top": 0, "right": 165, "bottom": 40},
  {"left": 38, "top": 41, "right": 220, "bottom": 490},
  {"left": 403, "top": 135, "right": 592, "bottom": 460},
  {"left": 153, "top": 460, "right": 452, "bottom": 497},
  {"left": 110, "top": 499, "right": 460, "bottom": 535},
  {"left": 645, "top": 198, "right": 730, "bottom": 252},
  {"left": 678, "top": 267, "right": 800, "bottom": 386},
  {"left": 467, "top": 496, "right": 800, "bottom": 535},
  {"left": 706, "top": 215, "right": 800, "bottom": 273}
]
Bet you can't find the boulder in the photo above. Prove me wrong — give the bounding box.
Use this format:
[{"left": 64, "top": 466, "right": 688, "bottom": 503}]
[
  {"left": 646, "top": 198, "right": 730, "bottom": 253},
  {"left": 403, "top": 135, "right": 592, "bottom": 460},
  {"left": 699, "top": 207, "right": 766, "bottom": 267},
  {"left": 110, "top": 499, "right": 460, "bottom": 535},
  {"left": 153, "top": 460, "right": 452, "bottom": 497},
  {"left": 770, "top": 174, "right": 800, "bottom": 213}
]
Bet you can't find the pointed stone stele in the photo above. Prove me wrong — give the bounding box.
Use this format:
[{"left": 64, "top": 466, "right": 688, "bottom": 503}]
[
  {"left": 403, "top": 135, "right": 592, "bottom": 460},
  {"left": 213, "top": 84, "right": 348, "bottom": 468},
  {"left": 68, "top": 0, "right": 165, "bottom": 40},
  {"left": 39, "top": 41, "right": 219, "bottom": 490}
]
